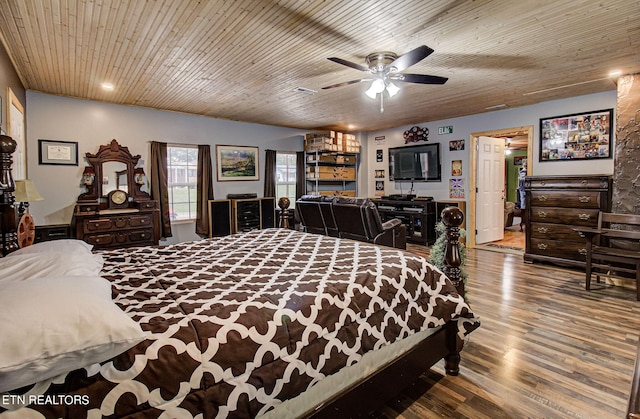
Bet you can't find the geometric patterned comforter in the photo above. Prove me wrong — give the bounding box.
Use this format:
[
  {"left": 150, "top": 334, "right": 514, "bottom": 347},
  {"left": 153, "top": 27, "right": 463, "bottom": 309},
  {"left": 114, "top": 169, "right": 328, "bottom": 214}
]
[{"left": 1, "top": 228, "right": 479, "bottom": 418}]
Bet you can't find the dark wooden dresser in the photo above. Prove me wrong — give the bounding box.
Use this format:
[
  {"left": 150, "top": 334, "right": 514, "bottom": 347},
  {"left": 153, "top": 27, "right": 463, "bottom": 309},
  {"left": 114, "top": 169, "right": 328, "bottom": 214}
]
[
  {"left": 72, "top": 139, "right": 160, "bottom": 250},
  {"left": 524, "top": 175, "right": 612, "bottom": 268},
  {"left": 73, "top": 201, "right": 160, "bottom": 249}
]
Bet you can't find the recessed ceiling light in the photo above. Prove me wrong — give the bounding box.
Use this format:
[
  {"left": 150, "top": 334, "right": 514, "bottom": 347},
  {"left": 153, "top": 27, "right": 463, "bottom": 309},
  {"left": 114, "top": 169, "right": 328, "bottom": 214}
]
[
  {"left": 609, "top": 70, "right": 622, "bottom": 78},
  {"left": 485, "top": 104, "right": 508, "bottom": 110},
  {"left": 293, "top": 87, "right": 316, "bottom": 95},
  {"left": 101, "top": 83, "right": 114, "bottom": 91}
]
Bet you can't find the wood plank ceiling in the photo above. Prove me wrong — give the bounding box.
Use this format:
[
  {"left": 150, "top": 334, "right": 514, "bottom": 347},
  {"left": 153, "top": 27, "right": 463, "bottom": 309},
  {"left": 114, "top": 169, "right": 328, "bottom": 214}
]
[{"left": 0, "top": 0, "right": 638, "bottom": 132}]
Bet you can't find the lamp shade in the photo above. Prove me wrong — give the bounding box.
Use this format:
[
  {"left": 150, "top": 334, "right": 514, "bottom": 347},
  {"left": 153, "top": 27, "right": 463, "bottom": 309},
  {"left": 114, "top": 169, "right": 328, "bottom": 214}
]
[{"left": 14, "top": 179, "right": 44, "bottom": 203}]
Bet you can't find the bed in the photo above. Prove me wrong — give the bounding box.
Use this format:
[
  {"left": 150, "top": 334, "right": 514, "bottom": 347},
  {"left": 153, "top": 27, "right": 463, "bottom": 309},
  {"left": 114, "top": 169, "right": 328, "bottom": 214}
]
[{"left": 0, "top": 137, "right": 479, "bottom": 418}]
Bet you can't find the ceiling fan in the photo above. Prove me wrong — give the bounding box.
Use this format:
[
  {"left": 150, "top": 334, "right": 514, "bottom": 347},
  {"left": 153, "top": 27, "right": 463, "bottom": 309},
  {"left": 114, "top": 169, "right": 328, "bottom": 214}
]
[{"left": 322, "top": 45, "right": 448, "bottom": 112}]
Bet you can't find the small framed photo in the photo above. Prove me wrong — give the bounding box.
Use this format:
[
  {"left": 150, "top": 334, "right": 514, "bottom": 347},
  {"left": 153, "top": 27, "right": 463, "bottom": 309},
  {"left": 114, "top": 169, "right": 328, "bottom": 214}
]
[
  {"left": 38, "top": 139, "right": 78, "bottom": 165},
  {"left": 216, "top": 145, "right": 259, "bottom": 181}
]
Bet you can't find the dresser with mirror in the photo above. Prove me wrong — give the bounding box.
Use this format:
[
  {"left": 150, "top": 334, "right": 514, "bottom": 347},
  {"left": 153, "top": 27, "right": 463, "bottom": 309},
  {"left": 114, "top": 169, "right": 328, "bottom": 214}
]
[{"left": 73, "top": 139, "right": 160, "bottom": 249}]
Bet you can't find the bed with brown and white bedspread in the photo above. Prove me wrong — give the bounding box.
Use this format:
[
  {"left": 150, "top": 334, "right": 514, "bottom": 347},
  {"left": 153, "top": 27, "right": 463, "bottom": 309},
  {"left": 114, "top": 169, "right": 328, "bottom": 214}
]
[{"left": 1, "top": 228, "right": 479, "bottom": 418}]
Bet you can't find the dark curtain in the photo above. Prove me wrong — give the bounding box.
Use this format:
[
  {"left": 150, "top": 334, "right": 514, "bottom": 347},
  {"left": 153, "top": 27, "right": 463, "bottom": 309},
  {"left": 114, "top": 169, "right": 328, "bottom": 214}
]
[
  {"left": 196, "top": 144, "right": 215, "bottom": 237},
  {"left": 150, "top": 141, "right": 172, "bottom": 239},
  {"left": 295, "top": 151, "right": 305, "bottom": 199},
  {"left": 264, "top": 149, "right": 276, "bottom": 198}
]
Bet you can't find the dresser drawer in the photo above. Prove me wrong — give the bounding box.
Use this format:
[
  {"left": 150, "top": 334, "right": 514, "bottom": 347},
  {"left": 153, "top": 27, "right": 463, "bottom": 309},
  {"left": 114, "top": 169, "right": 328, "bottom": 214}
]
[
  {"left": 129, "top": 215, "right": 153, "bottom": 228},
  {"left": 529, "top": 222, "right": 586, "bottom": 244},
  {"left": 84, "top": 218, "right": 114, "bottom": 232},
  {"left": 528, "top": 176, "right": 610, "bottom": 189},
  {"left": 84, "top": 215, "right": 152, "bottom": 231},
  {"left": 84, "top": 233, "right": 115, "bottom": 247},
  {"left": 85, "top": 229, "right": 153, "bottom": 248},
  {"left": 529, "top": 190, "right": 602, "bottom": 209},
  {"left": 127, "top": 229, "right": 154, "bottom": 242},
  {"left": 529, "top": 238, "right": 588, "bottom": 261},
  {"left": 529, "top": 207, "right": 600, "bottom": 226},
  {"left": 137, "top": 201, "right": 157, "bottom": 210}
]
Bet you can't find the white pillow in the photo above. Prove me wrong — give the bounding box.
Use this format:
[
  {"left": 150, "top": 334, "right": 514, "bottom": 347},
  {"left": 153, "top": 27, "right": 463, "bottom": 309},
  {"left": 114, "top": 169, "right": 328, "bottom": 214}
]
[
  {"left": 0, "top": 252, "right": 104, "bottom": 283},
  {"left": 7, "top": 239, "right": 93, "bottom": 257},
  {"left": 0, "top": 275, "right": 146, "bottom": 392}
]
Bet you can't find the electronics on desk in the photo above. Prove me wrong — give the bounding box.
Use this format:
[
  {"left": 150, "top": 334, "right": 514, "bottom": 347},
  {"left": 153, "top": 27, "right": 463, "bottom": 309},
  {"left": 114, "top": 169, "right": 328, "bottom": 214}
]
[
  {"left": 384, "top": 194, "right": 416, "bottom": 201},
  {"left": 403, "top": 207, "right": 424, "bottom": 213},
  {"left": 380, "top": 195, "right": 433, "bottom": 201},
  {"left": 377, "top": 205, "right": 397, "bottom": 211},
  {"left": 227, "top": 193, "right": 258, "bottom": 199}
]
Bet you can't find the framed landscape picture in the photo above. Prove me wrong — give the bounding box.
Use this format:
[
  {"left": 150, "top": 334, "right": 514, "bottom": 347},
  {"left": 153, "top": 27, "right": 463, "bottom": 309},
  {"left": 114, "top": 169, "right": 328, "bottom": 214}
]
[
  {"left": 539, "top": 109, "right": 613, "bottom": 161},
  {"left": 216, "top": 145, "right": 259, "bottom": 181}
]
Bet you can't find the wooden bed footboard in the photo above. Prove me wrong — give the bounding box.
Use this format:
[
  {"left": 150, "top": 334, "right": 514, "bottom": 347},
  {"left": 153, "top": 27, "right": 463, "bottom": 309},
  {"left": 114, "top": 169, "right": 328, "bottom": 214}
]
[
  {"left": 0, "top": 134, "right": 18, "bottom": 256},
  {"left": 628, "top": 338, "right": 640, "bottom": 418},
  {"left": 307, "top": 206, "right": 467, "bottom": 418},
  {"left": 306, "top": 320, "right": 461, "bottom": 418}
]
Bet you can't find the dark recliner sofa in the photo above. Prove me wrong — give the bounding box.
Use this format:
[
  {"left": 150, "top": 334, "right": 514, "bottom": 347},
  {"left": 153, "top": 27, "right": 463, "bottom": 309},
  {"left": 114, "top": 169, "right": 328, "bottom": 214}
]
[
  {"left": 295, "top": 195, "right": 406, "bottom": 249},
  {"left": 295, "top": 194, "right": 339, "bottom": 237}
]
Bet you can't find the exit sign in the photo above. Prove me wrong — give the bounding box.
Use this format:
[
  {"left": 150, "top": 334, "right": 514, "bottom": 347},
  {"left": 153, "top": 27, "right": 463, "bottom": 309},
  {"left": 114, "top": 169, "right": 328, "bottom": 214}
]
[{"left": 438, "top": 126, "right": 453, "bottom": 135}]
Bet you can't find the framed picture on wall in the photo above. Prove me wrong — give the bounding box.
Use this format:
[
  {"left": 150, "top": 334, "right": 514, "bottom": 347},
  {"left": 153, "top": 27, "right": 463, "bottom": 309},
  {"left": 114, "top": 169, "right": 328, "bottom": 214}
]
[
  {"left": 539, "top": 109, "right": 613, "bottom": 161},
  {"left": 38, "top": 139, "right": 79, "bottom": 165},
  {"left": 216, "top": 145, "right": 259, "bottom": 181}
]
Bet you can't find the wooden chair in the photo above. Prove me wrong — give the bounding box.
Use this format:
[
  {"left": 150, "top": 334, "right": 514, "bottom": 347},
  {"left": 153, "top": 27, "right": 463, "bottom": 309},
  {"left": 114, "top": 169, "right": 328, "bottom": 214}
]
[{"left": 576, "top": 212, "right": 640, "bottom": 300}]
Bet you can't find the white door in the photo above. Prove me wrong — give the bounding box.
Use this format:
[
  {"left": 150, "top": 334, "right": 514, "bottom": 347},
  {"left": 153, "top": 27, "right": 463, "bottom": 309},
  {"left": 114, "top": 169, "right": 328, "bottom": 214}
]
[{"left": 476, "top": 136, "right": 505, "bottom": 244}]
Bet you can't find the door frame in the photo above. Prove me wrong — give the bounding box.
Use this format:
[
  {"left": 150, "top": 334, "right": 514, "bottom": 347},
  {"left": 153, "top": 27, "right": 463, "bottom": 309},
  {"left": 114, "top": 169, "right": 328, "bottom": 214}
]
[{"left": 467, "top": 125, "right": 534, "bottom": 249}]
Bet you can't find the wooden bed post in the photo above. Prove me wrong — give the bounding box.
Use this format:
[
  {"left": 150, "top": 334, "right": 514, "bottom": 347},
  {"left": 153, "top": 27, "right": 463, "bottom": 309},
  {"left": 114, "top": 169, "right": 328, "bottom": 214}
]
[
  {"left": 441, "top": 206, "right": 465, "bottom": 297},
  {"left": 0, "top": 134, "right": 18, "bottom": 256}
]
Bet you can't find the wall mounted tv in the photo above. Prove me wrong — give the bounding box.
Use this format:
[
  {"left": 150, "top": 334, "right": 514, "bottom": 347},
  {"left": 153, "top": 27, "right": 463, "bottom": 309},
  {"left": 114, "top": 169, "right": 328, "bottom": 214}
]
[{"left": 388, "top": 143, "right": 441, "bottom": 182}]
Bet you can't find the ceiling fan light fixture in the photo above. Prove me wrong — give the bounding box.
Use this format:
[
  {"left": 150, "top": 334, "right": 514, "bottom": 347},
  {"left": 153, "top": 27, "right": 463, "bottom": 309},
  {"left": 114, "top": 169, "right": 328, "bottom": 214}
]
[
  {"left": 386, "top": 82, "right": 400, "bottom": 97},
  {"left": 365, "top": 79, "right": 386, "bottom": 99}
]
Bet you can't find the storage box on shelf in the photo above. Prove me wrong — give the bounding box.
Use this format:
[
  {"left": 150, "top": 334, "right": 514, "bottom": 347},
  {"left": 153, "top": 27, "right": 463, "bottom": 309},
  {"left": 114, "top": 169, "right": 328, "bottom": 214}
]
[
  {"left": 305, "top": 130, "right": 359, "bottom": 197},
  {"left": 524, "top": 175, "right": 612, "bottom": 268}
]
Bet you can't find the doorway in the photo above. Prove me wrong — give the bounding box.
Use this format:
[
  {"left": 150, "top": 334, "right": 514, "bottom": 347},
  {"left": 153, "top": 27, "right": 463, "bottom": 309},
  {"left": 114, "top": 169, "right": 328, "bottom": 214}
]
[{"left": 468, "top": 126, "right": 533, "bottom": 252}]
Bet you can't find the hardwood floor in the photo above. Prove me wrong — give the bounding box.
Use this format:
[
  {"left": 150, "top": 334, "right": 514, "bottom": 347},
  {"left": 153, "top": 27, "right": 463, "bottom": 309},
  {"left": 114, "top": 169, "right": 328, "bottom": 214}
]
[{"left": 375, "top": 247, "right": 640, "bottom": 418}]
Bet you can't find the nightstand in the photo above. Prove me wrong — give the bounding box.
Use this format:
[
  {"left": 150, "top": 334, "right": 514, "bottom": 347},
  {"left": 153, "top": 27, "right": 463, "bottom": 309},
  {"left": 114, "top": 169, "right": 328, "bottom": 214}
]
[{"left": 34, "top": 224, "right": 72, "bottom": 243}]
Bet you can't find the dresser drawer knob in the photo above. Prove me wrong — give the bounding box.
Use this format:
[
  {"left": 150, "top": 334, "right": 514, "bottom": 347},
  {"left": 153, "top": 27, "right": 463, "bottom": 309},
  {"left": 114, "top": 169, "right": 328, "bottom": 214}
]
[
  {"left": 537, "top": 243, "right": 548, "bottom": 250},
  {"left": 578, "top": 248, "right": 587, "bottom": 256},
  {"left": 537, "top": 211, "right": 547, "bottom": 218},
  {"left": 578, "top": 213, "right": 591, "bottom": 221},
  {"left": 578, "top": 196, "right": 591, "bottom": 203},
  {"left": 581, "top": 180, "right": 588, "bottom": 185},
  {"left": 537, "top": 227, "right": 549, "bottom": 234},
  {"left": 537, "top": 195, "right": 548, "bottom": 202},
  {"left": 141, "top": 234, "right": 146, "bottom": 238}
]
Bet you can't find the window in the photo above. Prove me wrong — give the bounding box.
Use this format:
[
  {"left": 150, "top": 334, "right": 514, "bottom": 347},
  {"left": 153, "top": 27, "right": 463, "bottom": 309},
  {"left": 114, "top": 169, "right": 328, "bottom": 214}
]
[
  {"left": 167, "top": 145, "right": 198, "bottom": 221},
  {"left": 276, "top": 152, "right": 296, "bottom": 207}
]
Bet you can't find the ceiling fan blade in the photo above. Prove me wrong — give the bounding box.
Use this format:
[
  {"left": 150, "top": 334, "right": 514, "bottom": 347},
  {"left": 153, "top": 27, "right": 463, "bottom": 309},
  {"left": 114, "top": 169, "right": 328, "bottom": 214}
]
[
  {"left": 321, "top": 79, "right": 370, "bottom": 90},
  {"left": 327, "top": 57, "right": 370, "bottom": 72},
  {"left": 392, "top": 73, "right": 448, "bottom": 85},
  {"left": 389, "top": 45, "right": 434, "bottom": 71}
]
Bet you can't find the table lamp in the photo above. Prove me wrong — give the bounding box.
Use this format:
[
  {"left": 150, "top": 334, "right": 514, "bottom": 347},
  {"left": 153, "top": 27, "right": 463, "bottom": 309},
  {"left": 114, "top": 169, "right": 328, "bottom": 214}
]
[{"left": 14, "top": 179, "right": 44, "bottom": 218}]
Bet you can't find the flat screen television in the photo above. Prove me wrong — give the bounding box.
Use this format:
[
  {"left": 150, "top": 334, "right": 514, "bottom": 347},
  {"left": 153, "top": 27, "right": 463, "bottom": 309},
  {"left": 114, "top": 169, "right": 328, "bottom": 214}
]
[{"left": 388, "top": 143, "right": 441, "bottom": 182}]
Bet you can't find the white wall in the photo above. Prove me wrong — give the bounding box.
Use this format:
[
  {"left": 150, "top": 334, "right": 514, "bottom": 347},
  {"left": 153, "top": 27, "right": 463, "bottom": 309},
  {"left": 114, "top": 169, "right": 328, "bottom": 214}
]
[
  {"left": 364, "top": 91, "right": 617, "bottom": 199},
  {"left": 26, "top": 92, "right": 305, "bottom": 244}
]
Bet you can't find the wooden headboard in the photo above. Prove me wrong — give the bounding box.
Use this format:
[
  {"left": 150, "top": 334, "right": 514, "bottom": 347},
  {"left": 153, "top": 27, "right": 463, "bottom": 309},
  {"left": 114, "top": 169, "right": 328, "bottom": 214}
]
[{"left": 0, "top": 134, "right": 18, "bottom": 256}]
